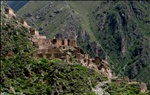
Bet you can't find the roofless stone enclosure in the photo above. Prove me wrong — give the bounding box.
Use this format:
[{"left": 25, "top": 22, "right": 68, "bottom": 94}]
[{"left": 30, "top": 29, "right": 114, "bottom": 78}]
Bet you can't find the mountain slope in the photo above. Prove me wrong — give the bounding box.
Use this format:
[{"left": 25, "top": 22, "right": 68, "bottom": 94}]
[
  {"left": 1, "top": 2, "right": 150, "bottom": 94},
  {"left": 15, "top": 1, "right": 150, "bottom": 89},
  {"left": 0, "top": 3, "right": 101, "bottom": 94}
]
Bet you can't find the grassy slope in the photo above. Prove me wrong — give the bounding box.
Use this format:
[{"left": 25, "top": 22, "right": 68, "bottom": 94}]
[
  {"left": 16, "top": 1, "right": 150, "bottom": 89},
  {"left": 67, "top": 1, "right": 97, "bottom": 42},
  {"left": 1, "top": 3, "right": 150, "bottom": 94},
  {"left": 17, "top": 1, "right": 48, "bottom": 15},
  {"left": 1, "top": 4, "right": 99, "bottom": 94}
]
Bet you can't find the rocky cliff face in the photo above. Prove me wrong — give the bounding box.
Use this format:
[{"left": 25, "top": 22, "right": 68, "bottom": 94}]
[{"left": 14, "top": 1, "right": 150, "bottom": 89}]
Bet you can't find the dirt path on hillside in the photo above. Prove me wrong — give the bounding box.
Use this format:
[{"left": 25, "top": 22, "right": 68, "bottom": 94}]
[{"left": 92, "top": 76, "right": 118, "bottom": 95}]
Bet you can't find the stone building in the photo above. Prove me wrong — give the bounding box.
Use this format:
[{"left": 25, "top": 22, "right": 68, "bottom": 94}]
[{"left": 5, "top": 7, "right": 16, "bottom": 18}]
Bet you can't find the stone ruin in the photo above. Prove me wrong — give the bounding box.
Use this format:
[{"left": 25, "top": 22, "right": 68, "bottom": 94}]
[
  {"left": 31, "top": 29, "right": 113, "bottom": 78},
  {"left": 4, "top": 7, "right": 16, "bottom": 18}
]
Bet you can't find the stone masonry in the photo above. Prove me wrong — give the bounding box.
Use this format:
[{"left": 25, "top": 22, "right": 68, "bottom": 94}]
[{"left": 30, "top": 29, "right": 114, "bottom": 78}]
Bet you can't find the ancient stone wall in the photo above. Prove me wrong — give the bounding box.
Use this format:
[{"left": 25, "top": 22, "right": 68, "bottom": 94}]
[
  {"left": 5, "top": 7, "right": 16, "bottom": 18},
  {"left": 94, "top": 57, "right": 102, "bottom": 65},
  {"left": 69, "top": 40, "right": 77, "bottom": 47}
]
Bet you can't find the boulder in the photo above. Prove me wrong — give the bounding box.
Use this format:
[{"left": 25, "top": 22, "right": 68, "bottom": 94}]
[{"left": 140, "top": 83, "right": 147, "bottom": 93}]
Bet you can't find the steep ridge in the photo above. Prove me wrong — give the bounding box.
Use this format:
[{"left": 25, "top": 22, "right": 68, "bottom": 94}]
[
  {"left": 15, "top": 1, "right": 150, "bottom": 89},
  {"left": 1, "top": 2, "right": 150, "bottom": 95}
]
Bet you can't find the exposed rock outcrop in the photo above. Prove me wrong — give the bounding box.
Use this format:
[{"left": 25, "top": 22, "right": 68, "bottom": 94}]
[{"left": 140, "top": 83, "right": 147, "bottom": 93}]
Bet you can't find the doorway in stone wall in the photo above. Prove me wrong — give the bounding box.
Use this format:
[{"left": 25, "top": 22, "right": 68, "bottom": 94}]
[
  {"left": 51, "top": 39, "right": 57, "bottom": 45},
  {"left": 62, "top": 40, "right": 64, "bottom": 45}
]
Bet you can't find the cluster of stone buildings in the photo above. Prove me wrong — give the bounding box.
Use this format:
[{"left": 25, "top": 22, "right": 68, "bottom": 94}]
[{"left": 30, "top": 26, "right": 113, "bottom": 78}]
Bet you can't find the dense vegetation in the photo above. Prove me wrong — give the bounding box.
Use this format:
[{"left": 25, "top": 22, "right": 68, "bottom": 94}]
[
  {"left": 1, "top": 57, "right": 107, "bottom": 94},
  {"left": 0, "top": 11, "right": 105, "bottom": 94},
  {"left": 105, "top": 82, "right": 149, "bottom": 95},
  {"left": 15, "top": 1, "right": 150, "bottom": 89},
  {"left": 1, "top": 2, "right": 149, "bottom": 95},
  {"left": 2, "top": 57, "right": 149, "bottom": 95},
  {"left": 1, "top": 4, "right": 102, "bottom": 94}
]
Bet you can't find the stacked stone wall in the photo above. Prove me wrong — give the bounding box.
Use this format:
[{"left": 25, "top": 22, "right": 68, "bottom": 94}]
[{"left": 5, "top": 7, "right": 16, "bottom": 18}]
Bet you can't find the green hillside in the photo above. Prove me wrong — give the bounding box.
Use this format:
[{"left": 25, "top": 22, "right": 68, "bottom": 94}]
[
  {"left": 1, "top": 2, "right": 150, "bottom": 94},
  {"left": 16, "top": 1, "right": 150, "bottom": 89}
]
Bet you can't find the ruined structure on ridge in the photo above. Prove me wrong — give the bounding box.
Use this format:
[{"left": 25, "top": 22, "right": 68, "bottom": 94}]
[
  {"left": 31, "top": 29, "right": 113, "bottom": 78},
  {"left": 0, "top": 7, "right": 133, "bottom": 83},
  {"left": 0, "top": 6, "right": 117, "bottom": 79}
]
